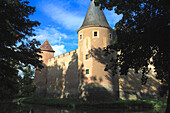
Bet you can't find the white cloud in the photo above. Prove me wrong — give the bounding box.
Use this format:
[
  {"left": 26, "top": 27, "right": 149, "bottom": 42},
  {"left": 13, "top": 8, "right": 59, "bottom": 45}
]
[
  {"left": 31, "top": 27, "right": 68, "bottom": 45},
  {"left": 38, "top": 0, "right": 121, "bottom": 30},
  {"left": 30, "top": 26, "right": 79, "bottom": 55},
  {"left": 40, "top": 3, "right": 84, "bottom": 30},
  {"left": 52, "top": 45, "right": 66, "bottom": 57}
]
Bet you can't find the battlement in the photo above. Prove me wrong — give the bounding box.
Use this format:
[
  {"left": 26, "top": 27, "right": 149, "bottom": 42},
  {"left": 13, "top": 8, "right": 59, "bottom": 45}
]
[
  {"left": 56, "top": 49, "right": 78, "bottom": 59},
  {"left": 47, "top": 49, "right": 78, "bottom": 66}
]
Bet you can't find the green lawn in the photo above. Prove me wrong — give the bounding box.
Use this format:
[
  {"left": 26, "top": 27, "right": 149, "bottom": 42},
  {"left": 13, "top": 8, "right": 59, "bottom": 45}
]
[
  {"left": 14, "top": 97, "right": 167, "bottom": 110},
  {"left": 119, "top": 99, "right": 167, "bottom": 108}
]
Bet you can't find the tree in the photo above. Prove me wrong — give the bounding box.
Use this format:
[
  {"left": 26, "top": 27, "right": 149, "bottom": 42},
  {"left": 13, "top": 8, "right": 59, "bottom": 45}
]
[
  {"left": 19, "top": 67, "right": 35, "bottom": 97},
  {"left": 95, "top": 0, "right": 170, "bottom": 112},
  {"left": 0, "top": 0, "right": 43, "bottom": 100}
]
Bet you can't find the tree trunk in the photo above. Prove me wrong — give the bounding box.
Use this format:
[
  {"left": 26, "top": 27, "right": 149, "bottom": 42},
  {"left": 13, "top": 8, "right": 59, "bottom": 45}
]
[
  {"left": 165, "top": 75, "right": 170, "bottom": 113},
  {"left": 165, "top": 88, "right": 170, "bottom": 113}
]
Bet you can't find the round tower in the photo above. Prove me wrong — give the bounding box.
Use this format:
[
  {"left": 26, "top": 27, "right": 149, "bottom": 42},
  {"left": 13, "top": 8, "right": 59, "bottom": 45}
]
[
  {"left": 34, "top": 40, "right": 55, "bottom": 97},
  {"left": 78, "top": 0, "right": 115, "bottom": 88}
]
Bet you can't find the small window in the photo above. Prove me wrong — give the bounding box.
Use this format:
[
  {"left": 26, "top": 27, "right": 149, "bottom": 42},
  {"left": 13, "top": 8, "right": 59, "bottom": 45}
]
[
  {"left": 80, "top": 34, "right": 82, "bottom": 39},
  {"left": 93, "top": 30, "right": 99, "bottom": 38},
  {"left": 91, "top": 76, "right": 97, "bottom": 81},
  {"left": 85, "top": 54, "right": 89, "bottom": 60},
  {"left": 79, "top": 33, "right": 83, "bottom": 40},
  {"left": 94, "top": 31, "right": 97, "bottom": 36},
  {"left": 86, "top": 69, "right": 89, "bottom": 74},
  {"left": 109, "top": 33, "right": 112, "bottom": 40}
]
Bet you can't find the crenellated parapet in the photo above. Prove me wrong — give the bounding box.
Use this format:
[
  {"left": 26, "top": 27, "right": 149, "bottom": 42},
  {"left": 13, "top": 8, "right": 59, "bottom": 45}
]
[{"left": 47, "top": 49, "right": 78, "bottom": 67}]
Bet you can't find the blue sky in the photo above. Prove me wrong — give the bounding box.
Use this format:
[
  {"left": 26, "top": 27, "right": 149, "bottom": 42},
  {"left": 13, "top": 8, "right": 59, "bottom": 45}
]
[{"left": 27, "top": 0, "right": 122, "bottom": 57}]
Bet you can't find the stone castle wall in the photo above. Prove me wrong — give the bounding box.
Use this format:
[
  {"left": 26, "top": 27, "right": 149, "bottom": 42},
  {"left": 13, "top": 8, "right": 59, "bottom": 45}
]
[
  {"left": 34, "top": 37, "right": 163, "bottom": 100},
  {"left": 34, "top": 41, "right": 163, "bottom": 100},
  {"left": 46, "top": 49, "right": 79, "bottom": 98},
  {"left": 119, "top": 65, "right": 162, "bottom": 99}
]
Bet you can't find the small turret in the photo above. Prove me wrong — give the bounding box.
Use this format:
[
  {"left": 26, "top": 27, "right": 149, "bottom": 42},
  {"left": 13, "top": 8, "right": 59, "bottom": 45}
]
[
  {"left": 40, "top": 40, "right": 55, "bottom": 65},
  {"left": 40, "top": 40, "right": 55, "bottom": 52},
  {"left": 34, "top": 40, "right": 55, "bottom": 97}
]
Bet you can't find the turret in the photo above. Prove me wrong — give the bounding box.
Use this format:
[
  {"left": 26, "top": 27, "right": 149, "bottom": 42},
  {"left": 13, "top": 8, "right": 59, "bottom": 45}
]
[
  {"left": 34, "top": 40, "right": 55, "bottom": 97},
  {"left": 78, "top": 0, "right": 114, "bottom": 81},
  {"left": 78, "top": 0, "right": 118, "bottom": 100},
  {"left": 39, "top": 40, "right": 55, "bottom": 65}
]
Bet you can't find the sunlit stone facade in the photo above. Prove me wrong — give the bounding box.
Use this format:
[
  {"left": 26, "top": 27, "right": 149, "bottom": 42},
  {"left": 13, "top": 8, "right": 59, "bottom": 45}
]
[{"left": 34, "top": 0, "right": 162, "bottom": 101}]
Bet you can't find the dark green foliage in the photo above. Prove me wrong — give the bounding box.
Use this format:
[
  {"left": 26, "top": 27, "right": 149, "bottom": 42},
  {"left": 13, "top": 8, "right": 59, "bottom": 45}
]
[
  {"left": 96, "top": 0, "right": 169, "bottom": 84},
  {"left": 0, "top": 100, "right": 166, "bottom": 113},
  {"left": 19, "top": 67, "right": 35, "bottom": 97},
  {"left": 0, "top": 103, "right": 33, "bottom": 113},
  {"left": 83, "top": 83, "right": 113, "bottom": 102},
  {"left": 0, "top": 63, "right": 20, "bottom": 100},
  {"left": 18, "top": 97, "right": 166, "bottom": 110},
  {"left": 0, "top": 0, "right": 43, "bottom": 100},
  {"left": 95, "top": 0, "right": 170, "bottom": 112}
]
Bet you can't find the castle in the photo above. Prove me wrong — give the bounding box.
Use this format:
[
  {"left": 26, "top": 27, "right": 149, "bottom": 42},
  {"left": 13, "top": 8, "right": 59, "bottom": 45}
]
[{"left": 35, "top": 0, "right": 162, "bottom": 101}]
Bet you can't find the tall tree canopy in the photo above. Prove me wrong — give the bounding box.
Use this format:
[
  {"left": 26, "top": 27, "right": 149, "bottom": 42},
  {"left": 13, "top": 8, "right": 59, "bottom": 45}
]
[
  {"left": 0, "top": 0, "right": 42, "bottom": 100},
  {"left": 95, "top": 0, "right": 170, "bottom": 112},
  {"left": 19, "top": 67, "right": 35, "bottom": 97}
]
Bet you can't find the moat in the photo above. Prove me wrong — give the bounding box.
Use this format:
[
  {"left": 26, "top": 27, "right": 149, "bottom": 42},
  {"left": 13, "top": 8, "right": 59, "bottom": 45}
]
[{"left": 0, "top": 103, "right": 166, "bottom": 113}]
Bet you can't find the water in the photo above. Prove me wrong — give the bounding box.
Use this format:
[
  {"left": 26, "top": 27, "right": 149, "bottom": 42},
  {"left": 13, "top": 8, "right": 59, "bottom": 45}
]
[{"left": 0, "top": 103, "right": 166, "bottom": 113}]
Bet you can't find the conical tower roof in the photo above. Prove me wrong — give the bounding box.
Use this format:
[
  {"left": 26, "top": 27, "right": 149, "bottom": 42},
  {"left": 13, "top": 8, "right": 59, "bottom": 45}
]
[
  {"left": 40, "top": 40, "right": 55, "bottom": 52},
  {"left": 78, "top": 0, "right": 111, "bottom": 32}
]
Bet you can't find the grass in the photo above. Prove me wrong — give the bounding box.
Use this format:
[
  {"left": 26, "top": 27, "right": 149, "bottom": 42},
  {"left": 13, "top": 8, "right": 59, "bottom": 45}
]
[
  {"left": 15, "top": 97, "right": 78, "bottom": 108},
  {"left": 15, "top": 97, "right": 167, "bottom": 110},
  {"left": 143, "top": 99, "right": 167, "bottom": 107},
  {"left": 119, "top": 99, "right": 167, "bottom": 108}
]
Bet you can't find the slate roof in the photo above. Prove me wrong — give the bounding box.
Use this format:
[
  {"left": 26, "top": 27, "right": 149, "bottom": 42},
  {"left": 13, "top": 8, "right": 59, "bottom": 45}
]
[
  {"left": 40, "top": 40, "right": 55, "bottom": 52},
  {"left": 78, "top": 0, "right": 111, "bottom": 32}
]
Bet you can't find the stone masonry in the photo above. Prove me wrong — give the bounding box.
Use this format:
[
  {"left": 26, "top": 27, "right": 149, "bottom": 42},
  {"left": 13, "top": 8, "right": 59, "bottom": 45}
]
[{"left": 34, "top": 0, "right": 162, "bottom": 101}]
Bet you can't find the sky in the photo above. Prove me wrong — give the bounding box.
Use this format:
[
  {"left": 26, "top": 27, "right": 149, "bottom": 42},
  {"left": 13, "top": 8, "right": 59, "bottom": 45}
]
[{"left": 27, "top": 0, "right": 122, "bottom": 57}]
